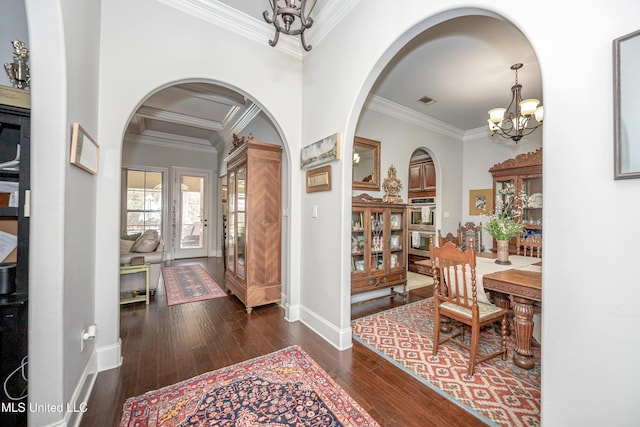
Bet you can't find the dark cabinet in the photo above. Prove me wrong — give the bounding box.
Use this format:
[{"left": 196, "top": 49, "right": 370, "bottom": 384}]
[
  {"left": 0, "top": 104, "right": 29, "bottom": 426},
  {"left": 408, "top": 159, "right": 435, "bottom": 197}
]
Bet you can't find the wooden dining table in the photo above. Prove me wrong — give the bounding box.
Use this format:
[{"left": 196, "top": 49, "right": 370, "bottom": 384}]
[
  {"left": 482, "top": 268, "right": 541, "bottom": 370},
  {"left": 416, "top": 255, "right": 542, "bottom": 370}
]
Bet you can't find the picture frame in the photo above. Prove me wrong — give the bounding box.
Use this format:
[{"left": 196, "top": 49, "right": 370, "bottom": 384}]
[
  {"left": 70, "top": 122, "right": 99, "bottom": 174},
  {"left": 390, "top": 214, "right": 401, "bottom": 229},
  {"left": 301, "top": 132, "right": 341, "bottom": 169},
  {"left": 613, "top": 29, "right": 640, "bottom": 179},
  {"left": 469, "top": 188, "right": 493, "bottom": 215},
  {"left": 390, "top": 234, "right": 400, "bottom": 250},
  {"left": 306, "top": 165, "right": 332, "bottom": 193}
]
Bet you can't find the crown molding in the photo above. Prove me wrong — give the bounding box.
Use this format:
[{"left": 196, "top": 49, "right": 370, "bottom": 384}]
[
  {"left": 125, "top": 133, "right": 217, "bottom": 154},
  {"left": 157, "top": 0, "right": 303, "bottom": 58},
  {"left": 136, "top": 106, "right": 224, "bottom": 131},
  {"left": 463, "top": 126, "right": 492, "bottom": 142},
  {"left": 157, "top": 0, "right": 361, "bottom": 59},
  {"left": 365, "top": 94, "right": 465, "bottom": 141},
  {"left": 306, "top": 0, "right": 361, "bottom": 51}
]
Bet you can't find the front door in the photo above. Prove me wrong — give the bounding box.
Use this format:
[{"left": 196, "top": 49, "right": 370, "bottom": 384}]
[{"left": 174, "top": 169, "right": 210, "bottom": 259}]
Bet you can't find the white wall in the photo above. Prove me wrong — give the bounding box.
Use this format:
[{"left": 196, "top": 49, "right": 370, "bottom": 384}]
[
  {"left": 95, "top": 0, "right": 304, "bottom": 376},
  {"left": 301, "top": 1, "right": 640, "bottom": 426}
]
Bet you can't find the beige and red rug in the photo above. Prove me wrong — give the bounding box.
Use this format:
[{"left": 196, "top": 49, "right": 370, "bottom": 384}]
[
  {"left": 161, "top": 264, "right": 227, "bottom": 306},
  {"left": 352, "top": 299, "right": 540, "bottom": 427},
  {"left": 120, "top": 345, "right": 379, "bottom": 426}
]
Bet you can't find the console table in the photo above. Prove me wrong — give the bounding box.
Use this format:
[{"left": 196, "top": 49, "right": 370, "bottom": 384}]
[{"left": 119, "top": 264, "right": 149, "bottom": 305}]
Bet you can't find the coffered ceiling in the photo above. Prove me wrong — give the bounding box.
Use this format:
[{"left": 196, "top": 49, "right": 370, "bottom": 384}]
[{"left": 124, "top": 1, "right": 542, "bottom": 153}]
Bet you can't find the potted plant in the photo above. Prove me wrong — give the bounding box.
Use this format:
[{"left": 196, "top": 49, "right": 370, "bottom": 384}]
[{"left": 483, "top": 185, "right": 525, "bottom": 264}]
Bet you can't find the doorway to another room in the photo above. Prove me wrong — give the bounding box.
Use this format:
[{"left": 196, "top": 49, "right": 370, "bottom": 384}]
[{"left": 174, "top": 168, "right": 211, "bottom": 259}]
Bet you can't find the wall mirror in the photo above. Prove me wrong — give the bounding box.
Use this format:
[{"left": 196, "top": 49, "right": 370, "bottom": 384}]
[
  {"left": 352, "top": 136, "right": 381, "bottom": 190},
  {"left": 614, "top": 29, "right": 640, "bottom": 179}
]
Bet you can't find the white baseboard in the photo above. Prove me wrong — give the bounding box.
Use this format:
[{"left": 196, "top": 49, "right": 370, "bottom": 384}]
[
  {"left": 299, "top": 305, "right": 352, "bottom": 350},
  {"left": 96, "top": 338, "right": 122, "bottom": 371}
]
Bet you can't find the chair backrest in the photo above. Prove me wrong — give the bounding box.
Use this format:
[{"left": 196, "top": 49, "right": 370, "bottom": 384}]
[
  {"left": 459, "top": 221, "right": 484, "bottom": 252},
  {"left": 430, "top": 240, "right": 478, "bottom": 310},
  {"left": 437, "top": 229, "right": 461, "bottom": 247},
  {"left": 522, "top": 234, "right": 542, "bottom": 257}
]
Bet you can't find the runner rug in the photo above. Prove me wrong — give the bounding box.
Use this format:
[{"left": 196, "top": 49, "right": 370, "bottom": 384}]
[
  {"left": 120, "top": 345, "right": 379, "bottom": 426},
  {"left": 161, "top": 264, "right": 227, "bottom": 306},
  {"left": 352, "top": 298, "right": 540, "bottom": 427}
]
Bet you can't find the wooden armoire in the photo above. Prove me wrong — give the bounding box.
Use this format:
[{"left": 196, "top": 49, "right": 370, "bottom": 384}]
[{"left": 224, "top": 136, "right": 282, "bottom": 313}]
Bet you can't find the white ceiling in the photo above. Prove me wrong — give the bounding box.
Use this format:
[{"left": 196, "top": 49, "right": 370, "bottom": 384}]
[{"left": 125, "top": 2, "right": 542, "bottom": 152}]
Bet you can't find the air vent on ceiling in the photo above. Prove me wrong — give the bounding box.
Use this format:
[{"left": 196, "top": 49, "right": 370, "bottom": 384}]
[{"left": 417, "top": 96, "right": 436, "bottom": 105}]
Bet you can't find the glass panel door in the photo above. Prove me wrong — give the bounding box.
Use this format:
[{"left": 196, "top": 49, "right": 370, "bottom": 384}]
[
  {"left": 227, "top": 172, "right": 236, "bottom": 273},
  {"left": 174, "top": 170, "right": 209, "bottom": 259},
  {"left": 370, "top": 210, "right": 385, "bottom": 273},
  {"left": 236, "top": 166, "right": 246, "bottom": 279}
]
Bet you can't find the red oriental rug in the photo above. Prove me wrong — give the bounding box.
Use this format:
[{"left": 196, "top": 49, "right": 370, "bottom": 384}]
[
  {"left": 161, "top": 264, "right": 227, "bottom": 306},
  {"left": 352, "top": 299, "right": 540, "bottom": 427},
  {"left": 120, "top": 345, "right": 379, "bottom": 427}
]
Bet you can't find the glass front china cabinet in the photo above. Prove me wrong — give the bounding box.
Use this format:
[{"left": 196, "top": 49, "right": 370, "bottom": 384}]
[
  {"left": 489, "top": 148, "right": 542, "bottom": 254},
  {"left": 351, "top": 194, "right": 407, "bottom": 304}
]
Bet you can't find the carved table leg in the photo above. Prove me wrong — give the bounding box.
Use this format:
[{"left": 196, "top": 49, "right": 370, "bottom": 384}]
[
  {"left": 492, "top": 291, "right": 511, "bottom": 336},
  {"left": 511, "top": 295, "right": 536, "bottom": 370}
]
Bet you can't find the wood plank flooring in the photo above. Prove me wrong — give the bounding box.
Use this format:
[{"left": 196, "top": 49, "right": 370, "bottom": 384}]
[{"left": 81, "top": 257, "right": 486, "bottom": 426}]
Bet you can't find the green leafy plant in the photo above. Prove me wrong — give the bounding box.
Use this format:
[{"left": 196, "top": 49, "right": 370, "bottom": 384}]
[{"left": 483, "top": 185, "right": 526, "bottom": 241}]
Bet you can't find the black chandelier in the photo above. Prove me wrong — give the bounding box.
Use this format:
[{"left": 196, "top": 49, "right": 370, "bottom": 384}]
[
  {"left": 487, "top": 63, "right": 544, "bottom": 143},
  {"left": 263, "top": 0, "right": 317, "bottom": 52}
]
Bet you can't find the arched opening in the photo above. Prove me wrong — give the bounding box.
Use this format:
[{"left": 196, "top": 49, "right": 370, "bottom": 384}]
[{"left": 346, "top": 9, "right": 543, "bottom": 423}]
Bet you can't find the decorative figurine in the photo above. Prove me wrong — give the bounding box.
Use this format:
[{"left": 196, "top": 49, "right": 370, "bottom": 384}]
[
  {"left": 382, "top": 164, "right": 403, "bottom": 203},
  {"left": 4, "top": 40, "right": 30, "bottom": 90}
]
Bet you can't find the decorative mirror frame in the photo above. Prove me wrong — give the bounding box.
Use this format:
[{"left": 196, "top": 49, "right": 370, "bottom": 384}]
[
  {"left": 613, "top": 29, "right": 640, "bottom": 179},
  {"left": 352, "top": 136, "right": 381, "bottom": 190}
]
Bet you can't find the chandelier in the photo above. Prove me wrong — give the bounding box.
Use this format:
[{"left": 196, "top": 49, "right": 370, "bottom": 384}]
[
  {"left": 263, "top": 0, "right": 317, "bottom": 52},
  {"left": 487, "top": 63, "right": 543, "bottom": 143}
]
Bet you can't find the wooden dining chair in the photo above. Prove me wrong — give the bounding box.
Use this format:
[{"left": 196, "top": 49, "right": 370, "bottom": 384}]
[
  {"left": 458, "top": 221, "right": 484, "bottom": 252},
  {"left": 522, "top": 234, "right": 542, "bottom": 257},
  {"left": 437, "top": 229, "right": 461, "bottom": 247},
  {"left": 429, "top": 240, "right": 508, "bottom": 375}
]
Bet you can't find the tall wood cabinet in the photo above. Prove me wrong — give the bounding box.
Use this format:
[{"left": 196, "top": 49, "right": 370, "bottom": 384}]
[
  {"left": 351, "top": 194, "right": 407, "bottom": 303},
  {"left": 0, "top": 103, "right": 29, "bottom": 426},
  {"left": 225, "top": 138, "right": 282, "bottom": 313},
  {"left": 489, "top": 148, "right": 542, "bottom": 254}
]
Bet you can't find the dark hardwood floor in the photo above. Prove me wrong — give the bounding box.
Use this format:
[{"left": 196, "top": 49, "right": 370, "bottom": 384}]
[{"left": 81, "top": 257, "right": 486, "bottom": 426}]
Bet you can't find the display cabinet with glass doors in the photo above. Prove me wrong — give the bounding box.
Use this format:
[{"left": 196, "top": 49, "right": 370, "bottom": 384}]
[
  {"left": 489, "top": 148, "right": 542, "bottom": 254},
  {"left": 351, "top": 194, "right": 407, "bottom": 304}
]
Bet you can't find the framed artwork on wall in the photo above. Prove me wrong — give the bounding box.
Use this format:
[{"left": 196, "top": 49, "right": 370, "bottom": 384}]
[
  {"left": 301, "top": 133, "right": 341, "bottom": 169},
  {"left": 306, "top": 165, "right": 331, "bottom": 193},
  {"left": 469, "top": 189, "right": 493, "bottom": 215},
  {"left": 70, "top": 122, "right": 99, "bottom": 174}
]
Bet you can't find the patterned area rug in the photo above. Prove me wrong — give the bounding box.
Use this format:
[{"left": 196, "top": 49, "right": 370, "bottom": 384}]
[
  {"left": 120, "top": 345, "right": 379, "bottom": 426},
  {"left": 161, "top": 264, "right": 227, "bottom": 306},
  {"left": 352, "top": 299, "right": 540, "bottom": 427}
]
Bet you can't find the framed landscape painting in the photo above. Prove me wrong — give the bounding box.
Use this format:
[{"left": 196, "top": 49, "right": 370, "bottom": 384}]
[{"left": 300, "top": 133, "right": 341, "bottom": 169}]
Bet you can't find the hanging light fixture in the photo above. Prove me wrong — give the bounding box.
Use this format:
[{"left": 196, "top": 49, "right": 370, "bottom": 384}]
[
  {"left": 487, "top": 63, "right": 543, "bottom": 143},
  {"left": 263, "top": 0, "right": 317, "bottom": 52}
]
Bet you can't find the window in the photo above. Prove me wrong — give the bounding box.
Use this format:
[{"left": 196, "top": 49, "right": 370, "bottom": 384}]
[{"left": 124, "top": 170, "right": 163, "bottom": 236}]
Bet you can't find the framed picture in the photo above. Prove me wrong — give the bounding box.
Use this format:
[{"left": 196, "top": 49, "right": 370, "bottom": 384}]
[
  {"left": 390, "top": 214, "right": 401, "bottom": 229},
  {"left": 306, "top": 165, "right": 331, "bottom": 193},
  {"left": 613, "top": 29, "right": 640, "bottom": 179},
  {"left": 469, "top": 189, "right": 493, "bottom": 215},
  {"left": 300, "top": 132, "right": 341, "bottom": 169},
  {"left": 390, "top": 234, "right": 400, "bottom": 250},
  {"left": 70, "top": 123, "right": 99, "bottom": 174}
]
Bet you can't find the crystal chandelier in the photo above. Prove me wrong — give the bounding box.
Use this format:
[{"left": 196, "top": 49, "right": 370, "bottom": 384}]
[
  {"left": 487, "top": 63, "right": 543, "bottom": 143},
  {"left": 263, "top": 0, "right": 317, "bottom": 52}
]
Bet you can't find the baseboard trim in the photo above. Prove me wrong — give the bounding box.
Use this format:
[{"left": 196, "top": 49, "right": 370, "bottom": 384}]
[
  {"left": 299, "top": 305, "right": 352, "bottom": 351},
  {"left": 96, "top": 338, "right": 122, "bottom": 371}
]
